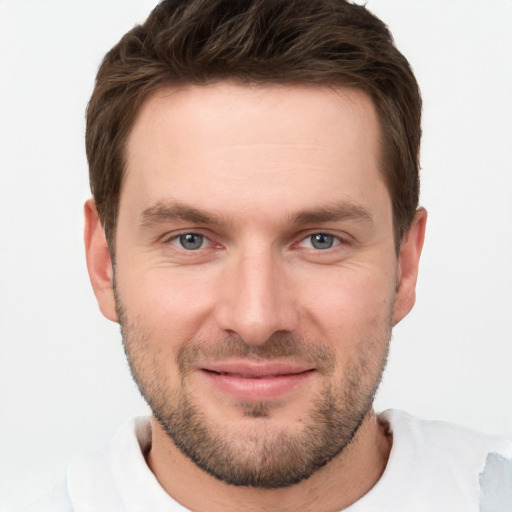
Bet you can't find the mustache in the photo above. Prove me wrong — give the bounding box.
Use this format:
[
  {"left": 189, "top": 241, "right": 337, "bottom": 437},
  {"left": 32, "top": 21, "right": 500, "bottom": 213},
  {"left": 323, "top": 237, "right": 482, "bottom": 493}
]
[{"left": 176, "top": 332, "right": 336, "bottom": 375}]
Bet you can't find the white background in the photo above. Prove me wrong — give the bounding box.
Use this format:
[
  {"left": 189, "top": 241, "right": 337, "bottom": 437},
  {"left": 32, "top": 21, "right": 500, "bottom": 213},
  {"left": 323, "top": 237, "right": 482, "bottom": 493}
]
[{"left": 0, "top": 0, "right": 511, "bottom": 507}]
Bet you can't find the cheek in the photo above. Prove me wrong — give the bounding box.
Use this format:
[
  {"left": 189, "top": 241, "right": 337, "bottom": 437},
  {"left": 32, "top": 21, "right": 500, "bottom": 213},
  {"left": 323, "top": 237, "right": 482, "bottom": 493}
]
[
  {"left": 302, "top": 269, "right": 395, "bottom": 387},
  {"left": 298, "top": 263, "right": 396, "bottom": 344},
  {"left": 115, "top": 262, "right": 219, "bottom": 345}
]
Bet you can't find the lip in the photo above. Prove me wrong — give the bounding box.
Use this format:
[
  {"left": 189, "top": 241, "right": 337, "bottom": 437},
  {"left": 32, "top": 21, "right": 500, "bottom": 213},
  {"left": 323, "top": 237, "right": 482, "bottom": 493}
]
[{"left": 198, "top": 360, "right": 315, "bottom": 401}]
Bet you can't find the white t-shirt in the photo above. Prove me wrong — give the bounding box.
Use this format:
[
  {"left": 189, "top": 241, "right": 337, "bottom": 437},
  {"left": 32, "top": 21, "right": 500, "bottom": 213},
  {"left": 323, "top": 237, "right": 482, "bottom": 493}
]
[{"left": 23, "top": 410, "right": 512, "bottom": 511}]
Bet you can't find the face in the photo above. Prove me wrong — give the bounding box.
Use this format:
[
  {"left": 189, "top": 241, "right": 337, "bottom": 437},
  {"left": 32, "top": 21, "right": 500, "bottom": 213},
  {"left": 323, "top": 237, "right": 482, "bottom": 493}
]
[{"left": 86, "top": 83, "right": 424, "bottom": 488}]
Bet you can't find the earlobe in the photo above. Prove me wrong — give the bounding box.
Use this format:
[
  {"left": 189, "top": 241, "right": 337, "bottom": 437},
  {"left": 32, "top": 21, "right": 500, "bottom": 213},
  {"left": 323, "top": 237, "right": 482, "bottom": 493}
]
[
  {"left": 84, "top": 199, "right": 118, "bottom": 322},
  {"left": 392, "top": 208, "right": 427, "bottom": 325}
]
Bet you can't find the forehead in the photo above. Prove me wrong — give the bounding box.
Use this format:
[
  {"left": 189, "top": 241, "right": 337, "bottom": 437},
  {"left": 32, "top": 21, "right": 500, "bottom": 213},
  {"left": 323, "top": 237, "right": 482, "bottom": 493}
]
[{"left": 122, "top": 82, "right": 389, "bottom": 225}]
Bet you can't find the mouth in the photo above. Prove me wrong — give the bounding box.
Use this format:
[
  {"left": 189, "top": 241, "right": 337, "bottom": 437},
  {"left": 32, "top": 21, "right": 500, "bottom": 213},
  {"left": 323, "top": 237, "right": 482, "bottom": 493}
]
[
  {"left": 198, "top": 361, "right": 316, "bottom": 401},
  {"left": 206, "top": 371, "right": 310, "bottom": 378}
]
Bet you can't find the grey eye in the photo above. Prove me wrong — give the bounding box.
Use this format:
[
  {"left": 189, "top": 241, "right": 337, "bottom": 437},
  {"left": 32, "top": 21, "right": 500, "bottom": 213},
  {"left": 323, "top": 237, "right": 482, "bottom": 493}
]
[
  {"left": 310, "top": 233, "right": 334, "bottom": 250},
  {"left": 179, "top": 233, "right": 204, "bottom": 250}
]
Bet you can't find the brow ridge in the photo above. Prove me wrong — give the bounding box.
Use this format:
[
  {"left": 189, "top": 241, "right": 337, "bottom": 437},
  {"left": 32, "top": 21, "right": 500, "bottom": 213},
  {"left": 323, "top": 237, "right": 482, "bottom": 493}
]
[
  {"left": 138, "top": 201, "right": 228, "bottom": 227},
  {"left": 290, "top": 202, "right": 373, "bottom": 225},
  {"left": 137, "top": 200, "right": 373, "bottom": 229}
]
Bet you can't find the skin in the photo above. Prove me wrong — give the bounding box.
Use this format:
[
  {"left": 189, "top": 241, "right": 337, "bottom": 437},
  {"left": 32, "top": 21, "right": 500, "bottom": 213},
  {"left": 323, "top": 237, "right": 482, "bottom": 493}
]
[{"left": 85, "top": 83, "right": 426, "bottom": 511}]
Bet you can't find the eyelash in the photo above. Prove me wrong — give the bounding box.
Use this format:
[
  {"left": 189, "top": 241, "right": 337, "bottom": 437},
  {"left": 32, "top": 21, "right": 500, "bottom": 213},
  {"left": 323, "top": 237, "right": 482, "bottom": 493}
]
[
  {"left": 297, "top": 233, "right": 343, "bottom": 251},
  {"left": 166, "top": 232, "right": 215, "bottom": 252},
  {"left": 164, "top": 231, "right": 348, "bottom": 253}
]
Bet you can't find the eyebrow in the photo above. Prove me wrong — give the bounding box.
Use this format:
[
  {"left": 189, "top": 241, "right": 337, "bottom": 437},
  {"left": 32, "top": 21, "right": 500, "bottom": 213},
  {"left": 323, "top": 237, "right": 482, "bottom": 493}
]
[
  {"left": 289, "top": 202, "right": 373, "bottom": 226},
  {"left": 137, "top": 201, "right": 229, "bottom": 227},
  {"left": 137, "top": 200, "right": 373, "bottom": 229}
]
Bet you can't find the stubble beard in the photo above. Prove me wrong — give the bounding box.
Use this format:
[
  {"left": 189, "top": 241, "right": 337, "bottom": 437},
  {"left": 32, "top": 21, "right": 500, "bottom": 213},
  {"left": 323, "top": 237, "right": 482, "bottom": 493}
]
[{"left": 115, "top": 294, "right": 391, "bottom": 489}]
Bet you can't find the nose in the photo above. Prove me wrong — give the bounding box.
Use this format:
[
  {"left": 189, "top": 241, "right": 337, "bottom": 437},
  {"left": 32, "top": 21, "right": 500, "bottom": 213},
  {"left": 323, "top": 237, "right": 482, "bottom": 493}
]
[{"left": 214, "top": 247, "right": 299, "bottom": 345}]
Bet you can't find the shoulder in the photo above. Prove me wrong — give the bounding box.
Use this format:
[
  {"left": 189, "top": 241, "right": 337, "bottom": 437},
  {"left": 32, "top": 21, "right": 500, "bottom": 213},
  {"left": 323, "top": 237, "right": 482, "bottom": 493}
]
[
  {"left": 379, "top": 409, "right": 512, "bottom": 461},
  {"left": 371, "top": 409, "right": 512, "bottom": 511},
  {"left": 19, "top": 416, "right": 155, "bottom": 512}
]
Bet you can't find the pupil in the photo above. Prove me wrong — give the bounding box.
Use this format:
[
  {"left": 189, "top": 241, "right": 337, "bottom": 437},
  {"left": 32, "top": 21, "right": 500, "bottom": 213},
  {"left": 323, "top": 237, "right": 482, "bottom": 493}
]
[
  {"left": 180, "top": 233, "right": 203, "bottom": 250},
  {"left": 311, "top": 233, "right": 333, "bottom": 250}
]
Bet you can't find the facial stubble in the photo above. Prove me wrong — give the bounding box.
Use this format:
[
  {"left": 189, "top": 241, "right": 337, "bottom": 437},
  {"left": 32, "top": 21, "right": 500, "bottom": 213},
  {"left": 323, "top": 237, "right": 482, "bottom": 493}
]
[{"left": 115, "top": 291, "right": 391, "bottom": 489}]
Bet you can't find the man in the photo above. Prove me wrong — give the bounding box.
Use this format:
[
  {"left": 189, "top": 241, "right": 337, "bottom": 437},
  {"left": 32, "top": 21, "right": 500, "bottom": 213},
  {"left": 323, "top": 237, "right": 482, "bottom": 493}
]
[{"left": 27, "top": 0, "right": 511, "bottom": 510}]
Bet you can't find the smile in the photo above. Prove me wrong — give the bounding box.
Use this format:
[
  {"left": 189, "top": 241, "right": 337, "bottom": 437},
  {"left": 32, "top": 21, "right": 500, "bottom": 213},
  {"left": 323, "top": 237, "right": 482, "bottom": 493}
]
[
  {"left": 210, "top": 371, "right": 307, "bottom": 379},
  {"left": 198, "top": 361, "right": 315, "bottom": 401}
]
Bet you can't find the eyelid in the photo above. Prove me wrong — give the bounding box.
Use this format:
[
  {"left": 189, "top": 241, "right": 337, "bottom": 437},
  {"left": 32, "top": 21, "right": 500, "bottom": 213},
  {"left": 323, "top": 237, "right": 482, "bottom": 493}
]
[
  {"left": 159, "top": 229, "right": 351, "bottom": 252},
  {"left": 162, "top": 227, "right": 208, "bottom": 241},
  {"left": 163, "top": 230, "right": 216, "bottom": 249},
  {"left": 295, "top": 230, "right": 349, "bottom": 249}
]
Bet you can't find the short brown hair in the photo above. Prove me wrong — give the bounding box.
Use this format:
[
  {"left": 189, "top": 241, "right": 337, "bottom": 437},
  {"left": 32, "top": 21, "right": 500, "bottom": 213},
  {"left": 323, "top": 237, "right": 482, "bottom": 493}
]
[{"left": 86, "top": 0, "right": 421, "bottom": 252}]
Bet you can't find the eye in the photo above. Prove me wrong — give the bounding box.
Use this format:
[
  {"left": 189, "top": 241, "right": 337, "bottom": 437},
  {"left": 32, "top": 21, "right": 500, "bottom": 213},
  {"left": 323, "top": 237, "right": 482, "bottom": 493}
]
[
  {"left": 298, "top": 233, "right": 342, "bottom": 250},
  {"left": 309, "top": 233, "right": 337, "bottom": 250},
  {"left": 177, "top": 233, "right": 205, "bottom": 250}
]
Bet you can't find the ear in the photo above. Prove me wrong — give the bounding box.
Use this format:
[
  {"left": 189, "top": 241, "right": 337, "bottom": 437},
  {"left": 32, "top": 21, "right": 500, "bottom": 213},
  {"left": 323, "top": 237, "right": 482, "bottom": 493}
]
[
  {"left": 392, "top": 208, "right": 427, "bottom": 325},
  {"left": 84, "top": 199, "right": 118, "bottom": 322}
]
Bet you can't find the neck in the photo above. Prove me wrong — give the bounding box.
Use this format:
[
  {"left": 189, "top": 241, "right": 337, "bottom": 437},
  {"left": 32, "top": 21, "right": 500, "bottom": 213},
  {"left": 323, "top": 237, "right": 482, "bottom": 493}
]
[{"left": 146, "top": 410, "right": 392, "bottom": 512}]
